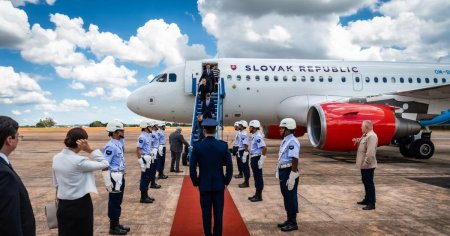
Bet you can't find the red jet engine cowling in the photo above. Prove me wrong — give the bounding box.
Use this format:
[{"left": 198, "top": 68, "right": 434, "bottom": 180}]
[
  {"left": 307, "top": 102, "right": 421, "bottom": 151},
  {"left": 265, "top": 125, "right": 306, "bottom": 139}
]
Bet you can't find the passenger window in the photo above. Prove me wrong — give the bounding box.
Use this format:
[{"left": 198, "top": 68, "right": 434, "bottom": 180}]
[
  {"left": 328, "top": 76, "right": 333, "bottom": 82},
  {"left": 341, "top": 76, "right": 346, "bottom": 83},
  {"left": 434, "top": 78, "right": 438, "bottom": 83},
  {"left": 237, "top": 75, "right": 241, "bottom": 81},
  {"left": 301, "top": 76, "right": 306, "bottom": 82},
  {"left": 319, "top": 76, "right": 324, "bottom": 82},
  {"left": 246, "top": 75, "right": 251, "bottom": 81},
  {"left": 425, "top": 78, "right": 430, "bottom": 83},
  {"left": 417, "top": 78, "right": 421, "bottom": 83},
  {"left": 310, "top": 76, "right": 315, "bottom": 82},
  {"left": 408, "top": 77, "right": 413, "bottom": 83},
  {"left": 169, "top": 73, "right": 176, "bottom": 82},
  {"left": 283, "top": 75, "right": 288, "bottom": 82},
  {"left": 265, "top": 75, "right": 269, "bottom": 81},
  {"left": 400, "top": 77, "right": 404, "bottom": 83},
  {"left": 292, "top": 76, "right": 297, "bottom": 82},
  {"left": 255, "top": 75, "right": 260, "bottom": 81},
  {"left": 391, "top": 77, "right": 396, "bottom": 83},
  {"left": 374, "top": 77, "right": 379, "bottom": 83},
  {"left": 227, "top": 75, "right": 232, "bottom": 80},
  {"left": 443, "top": 78, "right": 447, "bottom": 83},
  {"left": 365, "top": 77, "right": 370, "bottom": 83},
  {"left": 382, "top": 77, "right": 387, "bottom": 83},
  {"left": 355, "top": 76, "right": 360, "bottom": 83},
  {"left": 274, "top": 75, "right": 279, "bottom": 81}
]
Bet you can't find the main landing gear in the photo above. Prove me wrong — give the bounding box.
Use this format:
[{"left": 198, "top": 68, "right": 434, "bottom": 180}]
[{"left": 397, "top": 131, "right": 435, "bottom": 159}]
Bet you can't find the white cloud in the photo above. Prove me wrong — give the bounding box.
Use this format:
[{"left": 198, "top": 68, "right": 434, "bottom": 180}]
[
  {"left": 106, "top": 87, "right": 131, "bottom": 101},
  {"left": 12, "top": 110, "right": 22, "bottom": 115},
  {"left": 55, "top": 56, "right": 137, "bottom": 87},
  {"left": 0, "top": 1, "right": 30, "bottom": 48},
  {"left": 83, "top": 87, "right": 105, "bottom": 97},
  {"left": 198, "top": 0, "right": 450, "bottom": 61},
  {"left": 9, "top": 0, "right": 39, "bottom": 7},
  {"left": 36, "top": 98, "right": 89, "bottom": 112},
  {"left": 147, "top": 74, "right": 155, "bottom": 82},
  {"left": 46, "top": 0, "right": 56, "bottom": 5},
  {"left": 69, "top": 80, "right": 85, "bottom": 90},
  {"left": 0, "top": 66, "right": 52, "bottom": 105}
]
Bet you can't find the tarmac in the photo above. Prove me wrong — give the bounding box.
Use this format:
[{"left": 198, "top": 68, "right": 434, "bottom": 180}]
[{"left": 11, "top": 127, "right": 450, "bottom": 235}]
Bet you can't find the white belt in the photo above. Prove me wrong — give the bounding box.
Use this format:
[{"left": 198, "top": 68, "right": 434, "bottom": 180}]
[
  {"left": 278, "top": 163, "right": 292, "bottom": 169},
  {"left": 111, "top": 170, "right": 125, "bottom": 173},
  {"left": 250, "top": 154, "right": 261, "bottom": 158},
  {"left": 160, "top": 145, "right": 166, "bottom": 147}
]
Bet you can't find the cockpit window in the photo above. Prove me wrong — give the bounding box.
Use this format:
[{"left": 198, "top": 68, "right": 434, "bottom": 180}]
[
  {"left": 169, "top": 73, "right": 176, "bottom": 82},
  {"left": 151, "top": 73, "right": 167, "bottom": 83}
]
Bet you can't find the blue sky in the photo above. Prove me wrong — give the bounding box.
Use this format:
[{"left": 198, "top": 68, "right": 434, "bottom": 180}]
[{"left": 1, "top": 0, "right": 449, "bottom": 125}]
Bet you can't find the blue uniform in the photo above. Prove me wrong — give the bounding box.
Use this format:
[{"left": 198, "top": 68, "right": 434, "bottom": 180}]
[
  {"left": 250, "top": 132, "right": 266, "bottom": 195},
  {"left": 157, "top": 129, "right": 166, "bottom": 175},
  {"left": 190, "top": 136, "right": 233, "bottom": 236},
  {"left": 237, "top": 130, "right": 250, "bottom": 180},
  {"left": 103, "top": 138, "right": 126, "bottom": 220},
  {"left": 233, "top": 131, "right": 243, "bottom": 176},
  {"left": 149, "top": 132, "right": 158, "bottom": 183},
  {"left": 278, "top": 134, "right": 300, "bottom": 220},
  {"left": 137, "top": 132, "right": 152, "bottom": 192}
]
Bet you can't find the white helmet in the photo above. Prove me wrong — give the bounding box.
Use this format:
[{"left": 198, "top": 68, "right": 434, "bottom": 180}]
[
  {"left": 106, "top": 120, "right": 124, "bottom": 132},
  {"left": 139, "top": 120, "right": 152, "bottom": 128},
  {"left": 158, "top": 121, "right": 166, "bottom": 127},
  {"left": 239, "top": 120, "right": 248, "bottom": 128},
  {"left": 279, "top": 118, "right": 296, "bottom": 130},
  {"left": 249, "top": 120, "right": 261, "bottom": 128},
  {"left": 234, "top": 121, "right": 240, "bottom": 127}
]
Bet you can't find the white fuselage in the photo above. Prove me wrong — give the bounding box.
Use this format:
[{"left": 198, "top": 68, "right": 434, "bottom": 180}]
[{"left": 127, "top": 58, "right": 450, "bottom": 125}]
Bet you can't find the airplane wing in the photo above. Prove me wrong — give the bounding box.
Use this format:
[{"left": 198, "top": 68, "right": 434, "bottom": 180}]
[{"left": 392, "top": 84, "right": 450, "bottom": 100}]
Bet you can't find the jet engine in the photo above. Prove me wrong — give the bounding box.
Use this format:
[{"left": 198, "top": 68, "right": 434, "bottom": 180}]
[{"left": 307, "top": 102, "right": 421, "bottom": 151}]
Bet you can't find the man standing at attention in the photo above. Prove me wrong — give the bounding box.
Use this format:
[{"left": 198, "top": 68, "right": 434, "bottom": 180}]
[
  {"left": 0, "top": 116, "right": 36, "bottom": 236},
  {"left": 356, "top": 120, "right": 378, "bottom": 210},
  {"left": 190, "top": 119, "right": 233, "bottom": 236}
]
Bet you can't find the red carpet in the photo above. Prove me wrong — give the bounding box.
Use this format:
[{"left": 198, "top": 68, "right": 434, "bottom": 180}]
[{"left": 170, "top": 176, "right": 250, "bottom": 236}]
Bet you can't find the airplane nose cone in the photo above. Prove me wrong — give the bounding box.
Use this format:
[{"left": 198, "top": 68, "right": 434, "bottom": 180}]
[{"left": 127, "top": 90, "right": 141, "bottom": 114}]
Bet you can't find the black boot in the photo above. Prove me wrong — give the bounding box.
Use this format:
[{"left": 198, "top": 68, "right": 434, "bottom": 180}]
[
  {"left": 158, "top": 172, "right": 168, "bottom": 179},
  {"left": 234, "top": 173, "right": 243, "bottom": 178},
  {"left": 277, "top": 218, "right": 290, "bottom": 228},
  {"left": 238, "top": 179, "right": 249, "bottom": 188},
  {"left": 140, "top": 192, "right": 154, "bottom": 204},
  {"left": 109, "top": 220, "right": 127, "bottom": 235},
  {"left": 280, "top": 217, "right": 298, "bottom": 232},
  {"left": 118, "top": 220, "right": 130, "bottom": 233},
  {"left": 150, "top": 181, "right": 161, "bottom": 189},
  {"left": 249, "top": 192, "right": 262, "bottom": 202}
]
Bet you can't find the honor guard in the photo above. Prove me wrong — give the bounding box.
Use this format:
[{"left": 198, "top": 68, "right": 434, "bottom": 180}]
[
  {"left": 103, "top": 120, "right": 130, "bottom": 235},
  {"left": 276, "top": 118, "right": 300, "bottom": 232},
  {"left": 248, "top": 120, "right": 267, "bottom": 202},
  {"left": 189, "top": 119, "right": 233, "bottom": 236},
  {"left": 149, "top": 122, "right": 161, "bottom": 189},
  {"left": 237, "top": 120, "right": 250, "bottom": 188},
  {"left": 136, "top": 120, "right": 155, "bottom": 204},
  {"left": 233, "top": 121, "right": 243, "bottom": 179},
  {"left": 157, "top": 122, "right": 168, "bottom": 179}
]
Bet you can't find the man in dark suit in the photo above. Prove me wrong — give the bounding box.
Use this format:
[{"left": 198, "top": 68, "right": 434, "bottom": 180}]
[
  {"left": 0, "top": 116, "right": 36, "bottom": 236},
  {"left": 190, "top": 119, "right": 233, "bottom": 236},
  {"left": 200, "top": 64, "right": 214, "bottom": 92},
  {"left": 202, "top": 93, "right": 215, "bottom": 119},
  {"left": 169, "top": 127, "right": 190, "bottom": 172}
]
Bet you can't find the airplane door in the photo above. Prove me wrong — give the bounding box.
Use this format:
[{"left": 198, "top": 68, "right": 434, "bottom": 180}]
[
  {"left": 352, "top": 73, "right": 363, "bottom": 91},
  {"left": 184, "top": 60, "right": 203, "bottom": 94}
]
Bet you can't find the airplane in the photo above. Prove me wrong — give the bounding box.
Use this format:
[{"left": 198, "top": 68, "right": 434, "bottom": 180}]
[{"left": 127, "top": 58, "right": 450, "bottom": 159}]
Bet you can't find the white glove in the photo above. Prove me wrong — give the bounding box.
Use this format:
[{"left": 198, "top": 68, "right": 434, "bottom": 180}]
[
  {"left": 143, "top": 155, "right": 151, "bottom": 168},
  {"left": 138, "top": 158, "right": 146, "bottom": 172},
  {"left": 151, "top": 149, "right": 158, "bottom": 163},
  {"left": 258, "top": 155, "right": 266, "bottom": 169},
  {"left": 102, "top": 170, "right": 113, "bottom": 192},
  {"left": 286, "top": 171, "right": 299, "bottom": 191},
  {"left": 241, "top": 151, "right": 248, "bottom": 163},
  {"left": 158, "top": 145, "right": 164, "bottom": 156},
  {"left": 110, "top": 172, "right": 123, "bottom": 192}
]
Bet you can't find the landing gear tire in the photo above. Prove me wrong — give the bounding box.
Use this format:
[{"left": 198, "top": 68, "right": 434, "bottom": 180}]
[
  {"left": 411, "top": 139, "right": 434, "bottom": 159},
  {"left": 399, "top": 143, "right": 413, "bottom": 157}
]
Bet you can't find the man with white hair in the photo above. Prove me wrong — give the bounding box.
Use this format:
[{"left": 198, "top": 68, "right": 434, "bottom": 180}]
[
  {"left": 169, "top": 127, "right": 190, "bottom": 173},
  {"left": 356, "top": 120, "right": 378, "bottom": 210}
]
